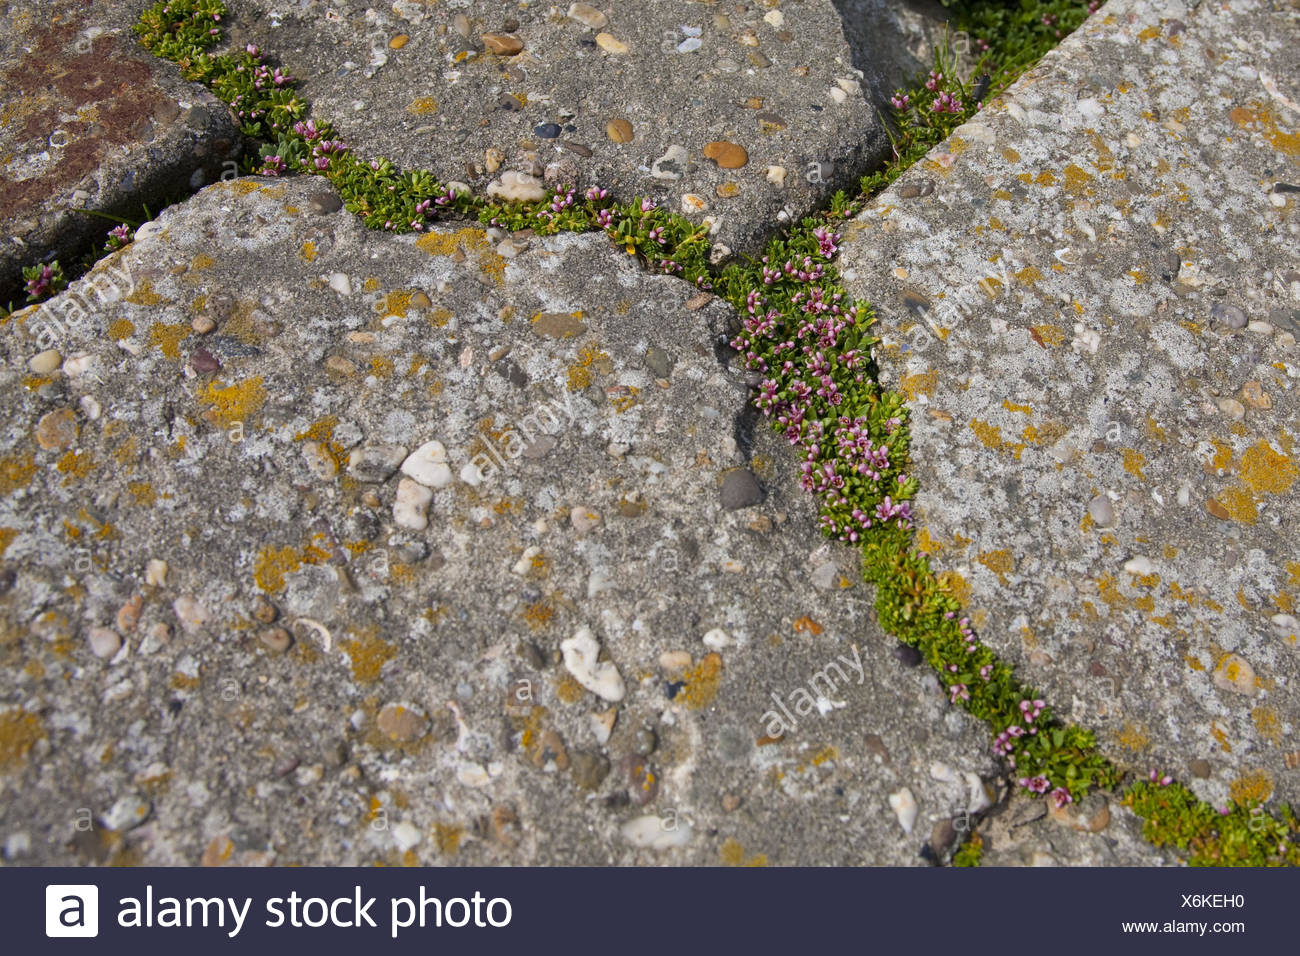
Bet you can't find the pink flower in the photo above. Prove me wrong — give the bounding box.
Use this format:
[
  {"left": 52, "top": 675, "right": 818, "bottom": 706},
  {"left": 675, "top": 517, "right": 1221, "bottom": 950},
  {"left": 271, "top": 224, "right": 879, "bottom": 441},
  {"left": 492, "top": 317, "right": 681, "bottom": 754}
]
[
  {"left": 1050, "top": 787, "right": 1072, "bottom": 810},
  {"left": 1019, "top": 775, "right": 1050, "bottom": 794}
]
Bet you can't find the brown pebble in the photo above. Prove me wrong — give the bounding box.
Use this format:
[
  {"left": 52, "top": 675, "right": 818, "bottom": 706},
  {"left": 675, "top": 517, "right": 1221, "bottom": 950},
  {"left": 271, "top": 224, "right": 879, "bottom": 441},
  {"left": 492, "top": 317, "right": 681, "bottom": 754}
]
[
  {"left": 259, "top": 627, "right": 292, "bottom": 653},
  {"left": 721, "top": 793, "right": 741, "bottom": 812},
  {"left": 1206, "top": 498, "right": 1231, "bottom": 520},
  {"left": 562, "top": 141, "right": 593, "bottom": 158},
  {"left": 605, "top": 118, "right": 634, "bottom": 143},
  {"left": 190, "top": 348, "right": 220, "bottom": 374},
  {"left": 482, "top": 33, "right": 524, "bottom": 55},
  {"left": 409, "top": 291, "right": 432, "bottom": 309},
  {"left": 1189, "top": 758, "right": 1212, "bottom": 778},
  {"left": 377, "top": 702, "right": 430, "bottom": 742},
  {"left": 251, "top": 598, "right": 278, "bottom": 624},
  {"left": 116, "top": 594, "right": 144, "bottom": 634},
  {"left": 192, "top": 316, "right": 216, "bottom": 334},
  {"left": 35, "top": 408, "right": 78, "bottom": 451},
  {"left": 685, "top": 292, "right": 713, "bottom": 310},
  {"left": 389, "top": 34, "right": 409, "bottom": 49},
  {"left": 704, "top": 141, "right": 748, "bottom": 169}
]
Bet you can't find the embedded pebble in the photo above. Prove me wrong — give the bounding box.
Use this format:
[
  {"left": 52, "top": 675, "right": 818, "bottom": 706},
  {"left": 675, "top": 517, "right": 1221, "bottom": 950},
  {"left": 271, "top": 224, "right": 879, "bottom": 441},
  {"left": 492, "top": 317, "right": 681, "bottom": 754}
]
[
  {"left": 1210, "top": 303, "right": 1248, "bottom": 329},
  {"left": 302, "top": 441, "right": 338, "bottom": 480},
  {"left": 35, "top": 409, "right": 77, "bottom": 451},
  {"left": 482, "top": 34, "right": 524, "bottom": 56},
  {"left": 116, "top": 594, "right": 143, "bottom": 633},
  {"left": 570, "top": 505, "right": 601, "bottom": 534},
  {"left": 766, "top": 165, "right": 787, "bottom": 186},
  {"left": 567, "top": 3, "right": 608, "bottom": 29},
  {"left": 1087, "top": 494, "right": 1116, "bottom": 528},
  {"left": 651, "top": 145, "right": 689, "bottom": 180},
  {"left": 172, "top": 595, "right": 209, "bottom": 634},
  {"left": 328, "top": 272, "right": 352, "bottom": 295},
  {"left": 28, "top": 349, "right": 61, "bottom": 374},
  {"left": 391, "top": 821, "right": 421, "bottom": 851},
  {"left": 102, "top": 795, "right": 151, "bottom": 832},
  {"left": 145, "top": 559, "right": 168, "bottom": 588},
  {"left": 888, "top": 788, "right": 918, "bottom": 834},
  {"left": 1213, "top": 654, "right": 1257, "bottom": 696},
  {"left": 704, "top": 141, "right": 748, "bottom": 169},
  {"left": 606, "top": 118, "right": 634, "bottom": 143},
  {"left": 595, "top": 32, "right": 629, "bottom": 54},
  {"left": 560, "top": 627, "right": 625, "bottom": 701},
  {"left": 720, "top": 468, "right": 763, "bottom": 510},
  {"left": 393, "top": 478, "right": 434, "bottom": 531},
  {"left": 87, "top": 626, "right": 122, "bottom": 659},
  {"left": 347, "top": 444, "right": 407, "bottom": 482},
  {"left": 376, "top": 702, "right": 430, "bottom": 742},
  {"left": 487, "top": 171, "right": 546, "bottom": 202},
  {"left": 702, "top": 628, "right": 732, "bottom": 649},
  {"left": 259, "top": 627, "right": 292, "bottom": 653},
  {"left": 400, "top": 440, "right": 453, "bottom": 488},
  {"left": 621, "top": 814, "right": 692, "bottom": 848}
]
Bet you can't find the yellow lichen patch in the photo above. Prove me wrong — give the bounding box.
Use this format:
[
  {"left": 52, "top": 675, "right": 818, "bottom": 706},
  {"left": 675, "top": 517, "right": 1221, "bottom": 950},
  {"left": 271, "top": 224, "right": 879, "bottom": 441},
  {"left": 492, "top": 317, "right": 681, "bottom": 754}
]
[
  {"left": 1122, "top": 448, "right": 1146, "bottom": 480},
  {"left": 992, "top": 188, "right": 1013, "bottom": 201},
  {"left": 1002, "top": 399, "right": 1033, "bottom": 415},
  {"left": 898, "top": 369, "right": 938, "bottom": 401},
  {"left": 198, "top": 377, "right": 265, "bottom": 427},
  {"left": 0, "top": 527, "right": 17, "bottom": 558},
  {"left": 428, "top": 307, "right": 453, "bottom": 327},
  {"left": 378, "top": 289, "right": 414, "bottom": 318},
  {"left": 1116, "top": 721, "right": 1150, "bottom": 752},
  {"left": 1252, "top": 706, "right": 1283, "bottom": 746},
  {"left": 127, "top": 481, "right": 157, "bottom": 507},
  {"left": 1015, "top": 266, "right": 1044, "bottom": 285},
  {"left": 415, "top": 227, "right": 505, "bottom": 285},
  {"left": 970, "top": 419, "right": 1024, "bottom": 459},
  {"left": 1230, "top": 104, "right": 1300, "bottom": 159},
  {"left": 1034, "top": 170, "right": 1057, "bottom": 187},
  {"left": 1029, "top": 324, "right": 1065, "bottom": 347},
  {"left": 0, "top": 451, "right": 36, "bottom": 494},
  {"left": 1228, "top": 769, "right": 1274, "bottom": 804},
  {"left": 810, "top": 745, "right": 838, "bottom": 766},
  {"left": 566, "top": 344, "right": 610, "bottom": 391},
  {"left": 0, "top": 708, "right": 46, "bottom": 768},
  {"left": 1239, "top": 440, "right": 1297, "bottom": 495},
  {"left": 522, "top": 601, "right": 553, "bottom": 630},
  {"left": 719, "top": 837, "right": 767, "bottom": 866},
  {"left": 1214, "top": 486, "right": 1258, "bottom": 524},
  {"left": 369, "top": 356, "right": 395, "bottom": 378},
  {"left": 300, "top": 241, "right": 317, "bottom": 262},
  {"left": 407, "top": 96, "right": 439, "bottom": 115},
  {"left": 977, "top": 549, "right": 1014, "bottom": 585},
  {"left": 125, "top": 279, "right": 164, "bottom": 306},
  {"left": 792, "top": 616, "right": 823, "bottom": 635},
  {"left": 191, "top": 253, "right": 215, "bottom": 270},
  {"left": 433, "top": 823, "right": 461, "bottom": 855},
  {"left": 1022, "top": 421, "right": 1068, "bottom": 447},
  {"left": 108, "top": 318, "right": 135, "bottom": 340},
  {"left": 1002, "top": 146, "right": 1020, "bottom": 163},
  {"left": 939, "top": 569, "right": 971, "bottom": 606},
  {"left": 1063, "top": 163, "right": 1093, "bottom": 196},
  {"left": 680, "top": 652, "right": 723, "bottom": 709},
  {"left": 341, "top": 629, "right": 396, "bottom": 684},
  {"left": 148, "top": 322, "right": 190, "bottom": 359}
]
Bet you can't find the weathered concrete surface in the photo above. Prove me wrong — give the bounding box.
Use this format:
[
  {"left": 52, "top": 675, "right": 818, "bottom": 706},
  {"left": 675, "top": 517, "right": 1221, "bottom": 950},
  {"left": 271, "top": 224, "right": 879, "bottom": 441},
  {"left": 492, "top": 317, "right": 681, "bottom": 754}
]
[
  {"left": 841, "top": 0, "right": 1300, "bottom": 809},
  {"left": 0, "top": 0, "right": 242, "bottom": 299},
  {"left": 231, "top": 0, "right": 951, "bottom": 256},
  {"left": 0, "top": 176, "right": 1033, "bottom": 865}
]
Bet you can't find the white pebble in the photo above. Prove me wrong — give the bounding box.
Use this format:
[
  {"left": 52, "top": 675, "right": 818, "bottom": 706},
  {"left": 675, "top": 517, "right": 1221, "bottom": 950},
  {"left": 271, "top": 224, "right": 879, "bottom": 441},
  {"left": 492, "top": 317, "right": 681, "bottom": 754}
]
[
  {"left": 400, "top": 440, "right": 452, "bottom": 488},
  {"left": 102, "top": 795, "right": 151, "bottom": 831},
  {"left": 172, "top": 595, "right": 208, "bottom": 634},
  {"left": 28, "top": 349, "right": 61, "bottom": 374},
  {"left": 392, "top": 821, "right": 422, "bottom": 851},
  {"left": 702, "top": 628, "right": 731, "bottom": 649},
  {"left": 79, "top": 395, "right": 101, "bottom": 421},
  {"left": 763, "top": 10, "right": 785, "bottom": 28},
  {"left": 621, "top": 814, "right": 693, "bottom": 848},
  {"left": 328, "top": 272, "right": 352, "bottom": 295},
  {"left": 393, "top": 478, "right": 433, "bottom": 530},
  {"left": 888, "top": 788, "right": 918, "bottom": 834},
  {"left": 145, "top": 559, "right": 168, "bottom": 588},
  {"left": 513, "top": 545, "right": 541, "bottom": 576},
  {"left": 1123, "top": 555, "right": 1156, "bottom": 576},
  {"left": 487, "top": 171, "right": 546, "bottom": 202},
  {"left": 765, "top": 165, "right": 786, "bottom": 187},
  {"left": 561, "top": 627, "right": 625, "bottom": 702},
  {"left": 87, "top": 626, "right": 122, "bottom": 659}
]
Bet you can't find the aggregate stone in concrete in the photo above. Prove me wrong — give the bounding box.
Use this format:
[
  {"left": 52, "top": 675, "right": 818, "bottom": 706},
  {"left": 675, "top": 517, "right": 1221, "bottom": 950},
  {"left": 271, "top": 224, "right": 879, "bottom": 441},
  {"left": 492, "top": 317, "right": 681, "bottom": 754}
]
[
  {"left": 0, "top": 176, "right": 1016, "bottom": 865},
  {"left": 840, "top": 0, "right": 1300, "bottom": 808},
  {"left": 230, "top": 0, "right": 954, "bottom": 256},
  {"left": 0, "top": 0, "right": 242, "bottom": 299}
]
